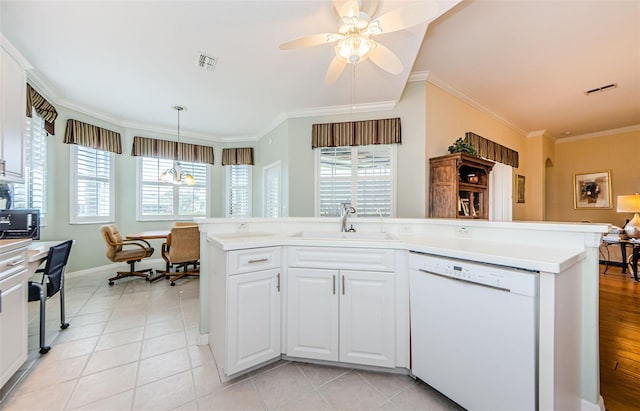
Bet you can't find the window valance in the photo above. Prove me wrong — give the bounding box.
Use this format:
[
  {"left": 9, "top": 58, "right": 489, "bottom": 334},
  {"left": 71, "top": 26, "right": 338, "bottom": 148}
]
[
  {"left": 312, "top": 117, "right": 401, "bottom": 148},
  {"left": 221, "top": 147, "right": 254, "bottom": 166},
  {"left": 465, "top": 132, "right": 519, "bottom": 168},
  {"left": 131, "top": 136, "right": 214, "bottom": 165},
  {"left": 64, "top": 119, "right": 122, "bottom": 154},
  {"left": 26, "top": 84, "right": 58, "bottom": 135}
]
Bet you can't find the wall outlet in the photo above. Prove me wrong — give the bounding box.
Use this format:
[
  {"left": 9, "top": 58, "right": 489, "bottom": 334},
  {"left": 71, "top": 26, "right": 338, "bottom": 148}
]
[
  {"left": 237, "top": 223, "right": 248, "bottom": 232},
  {"left": 456, "top": 226, "right": 470, "bottom": 236}
]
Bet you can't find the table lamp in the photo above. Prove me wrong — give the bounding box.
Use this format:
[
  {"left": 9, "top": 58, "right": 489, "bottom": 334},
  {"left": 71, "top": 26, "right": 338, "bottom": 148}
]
[{"left": 617, "top": 194, "right": 640, "bottom": 238}]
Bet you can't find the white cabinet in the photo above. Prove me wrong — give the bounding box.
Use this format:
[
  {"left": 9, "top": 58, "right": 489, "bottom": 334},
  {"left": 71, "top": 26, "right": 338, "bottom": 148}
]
[
  {"left": 226, "top": 268, "right": 281, "bottom": 375},
  {"left": 287, "top": 247, "right": 396, "bottom": 368},
  {"left": 208, "top": 244, "right": 281, "bottom": 380},
  {"left": 339, "top": 270, "right": 395, "bottom": 367},
  {"left": 287, "top": 268, "right": 338, "bottom": 361},
  {"left": 0, "top": 44, "right": 26, "bottom": 183},
  {"left": 0, "top": 242, "right": 29, "bottom": 389}
]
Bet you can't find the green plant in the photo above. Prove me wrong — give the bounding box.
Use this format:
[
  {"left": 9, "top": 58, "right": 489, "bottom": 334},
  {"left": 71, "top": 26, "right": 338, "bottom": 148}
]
[{"left": 447, "top": 137, "right": 478, "bottom": 156}]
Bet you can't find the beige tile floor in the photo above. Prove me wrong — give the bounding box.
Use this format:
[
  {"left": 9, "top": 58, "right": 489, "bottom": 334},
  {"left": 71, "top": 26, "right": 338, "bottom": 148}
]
[{"left": 0, "top": 268, "right": 462, "bottom": 411}]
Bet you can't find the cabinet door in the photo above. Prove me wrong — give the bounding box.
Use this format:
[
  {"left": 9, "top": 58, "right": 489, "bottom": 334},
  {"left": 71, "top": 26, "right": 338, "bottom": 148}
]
[
  {"left": 226, "top": 268, "right": 281, "bottom": 375},
  {"left": 0, "top": 270, "right": 28, "bottom": 388},
  {"left": 340, "top": 270, "right": 395, "bottom": 367},
  {"left": 0, "top": 47, "right": 26, "bottom": 183},
  {"left": 287, "top": 268, "right": 339, "bottom": 361}
]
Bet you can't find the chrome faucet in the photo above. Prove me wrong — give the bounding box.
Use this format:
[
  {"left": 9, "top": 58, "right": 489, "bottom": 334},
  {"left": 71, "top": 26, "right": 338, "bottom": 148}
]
[{"left": 340, "top": 203, "right": 357, "bottom": 232}]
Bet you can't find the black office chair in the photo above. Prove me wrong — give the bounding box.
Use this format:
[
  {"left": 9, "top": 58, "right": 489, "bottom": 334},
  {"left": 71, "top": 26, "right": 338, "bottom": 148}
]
[{"left": 28, "top": 240, "right": 73, "bottom": 354}]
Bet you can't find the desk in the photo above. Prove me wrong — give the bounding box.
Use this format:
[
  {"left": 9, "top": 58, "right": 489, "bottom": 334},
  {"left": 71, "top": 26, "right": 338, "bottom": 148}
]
[
  {"left": 125, "top": 230, "right": 170, "bottom": 282},
  {"left": 602, "top": 238, "right": 639, "bottom": 281},
  {"left": 27, "top": 240, "right": 68, "bottom": 277},
  {"left": 125, "top": 230, "right": 170, "bottom": 240}
]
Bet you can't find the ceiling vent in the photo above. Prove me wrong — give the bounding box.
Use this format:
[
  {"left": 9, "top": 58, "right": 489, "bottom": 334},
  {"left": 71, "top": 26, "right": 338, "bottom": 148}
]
[
  {"left": 195, "top": 53, "right": 217, "bottom": 71},
  {"left": 584, "top": 83, "right": 618, "bottom": 96}
]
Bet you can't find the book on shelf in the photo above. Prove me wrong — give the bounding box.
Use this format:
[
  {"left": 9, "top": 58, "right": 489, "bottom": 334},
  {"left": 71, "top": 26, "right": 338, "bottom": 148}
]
[{"left": 460, "top": 198, "right": 470, "bottom": 216}]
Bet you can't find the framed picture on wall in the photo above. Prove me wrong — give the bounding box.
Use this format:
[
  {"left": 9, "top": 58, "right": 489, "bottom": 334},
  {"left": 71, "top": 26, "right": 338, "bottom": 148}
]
[
  {"left": 573, "top": 170, "right": 612, "bottom": 209},
  {"left": 516, "top": 174, "right": 525, "bottom": 203}
]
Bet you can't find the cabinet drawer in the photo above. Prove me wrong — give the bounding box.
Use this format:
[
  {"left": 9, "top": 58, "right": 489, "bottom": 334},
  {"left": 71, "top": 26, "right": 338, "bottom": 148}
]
[
  {"left": 0, "top": 247, "right": 27, "bottom": 281},
  {"left": 288, "top": 247, "right": 395, "bottom": 272},
  {"left": 227, "top": 247, "right": 280, "bottom": 275}
]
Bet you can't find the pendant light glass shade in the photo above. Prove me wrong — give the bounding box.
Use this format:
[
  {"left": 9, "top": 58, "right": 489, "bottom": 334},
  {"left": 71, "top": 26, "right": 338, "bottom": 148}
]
[{"left": 159, "top": 106, "right": 195, "bottom": 185}]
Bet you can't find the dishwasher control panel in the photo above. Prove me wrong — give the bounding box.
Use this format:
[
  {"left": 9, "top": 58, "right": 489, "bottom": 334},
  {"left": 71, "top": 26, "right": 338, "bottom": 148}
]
[{"left": 409, "top": 252, "right": 537, "bottom": 296}]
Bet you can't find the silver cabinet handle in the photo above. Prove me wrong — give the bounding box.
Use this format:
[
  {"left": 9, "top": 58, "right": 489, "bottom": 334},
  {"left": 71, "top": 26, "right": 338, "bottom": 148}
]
[
  {"left": 248, "top": 258, "right": 268, "bottom": 264},
  {"left": 332, "top": 275, "right": 336, "bottom": 295},
  {"left": 342, "top": 275, "right": 345, "bottom": 295},
  {"left": 276, "top": 273, "right": 280, "bottom": 292},
  {"left": 0, "top": 159, "right": 5, "bottom": 176},
  {"left": 8, "top": 259, "right": 26, "bottom": 267}
]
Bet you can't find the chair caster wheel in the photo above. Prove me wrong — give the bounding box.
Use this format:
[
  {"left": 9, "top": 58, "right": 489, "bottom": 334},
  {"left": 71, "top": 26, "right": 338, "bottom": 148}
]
[
  {"left": 171, "top": 282, "right": 176, "bottom": 286},
  {"left": 61, "top": 323, "right": 70, "bottom": 329},
  {"left": 165, "top": 275, "right": 170, "bottom": 279},
  {"left": 109, "top": 281, "right": 114, "bottom": 286},
  {"left": 39, "top": 346, "right": 51, "bottom": 355}
]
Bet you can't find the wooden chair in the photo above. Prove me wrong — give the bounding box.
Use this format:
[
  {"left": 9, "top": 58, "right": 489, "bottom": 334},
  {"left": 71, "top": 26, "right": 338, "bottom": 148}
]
[
  {"left": 28, "top": 240, "right": 73, "bottom": 354},
  {"left": 161, "top": 225, "right": 200, "bottom": 286},
  {"left": 100, "top": 224, "right": 155, "bottom": 285}
]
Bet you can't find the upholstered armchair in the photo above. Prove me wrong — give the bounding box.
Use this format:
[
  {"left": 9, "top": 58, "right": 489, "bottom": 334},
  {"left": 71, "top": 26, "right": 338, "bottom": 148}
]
[
  {"left": 161, "top": 225, "right": 200, "bottom": 286},
  {"left": 100, "top": 224, "right": 155, "bottom": 285}
]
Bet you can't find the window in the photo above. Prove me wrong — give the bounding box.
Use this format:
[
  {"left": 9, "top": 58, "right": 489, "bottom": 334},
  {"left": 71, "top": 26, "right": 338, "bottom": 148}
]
[
  {"left": 12, "top": 110, "right": 47, "bottom": 223},
  {"left": 70, "top": 145, "right": 114, "bottom": 224},
  {"left": 317, "top": 145, "right": 395, "bottom": 217},
  {"left": 263, "top": 161, "right": 281, "bottom": 217},
  {"left": 226, "top": 164, "right": 251, "bottom": 217},
  {"left": 137, "top": 158, "right": 208, "bottom": 220}
]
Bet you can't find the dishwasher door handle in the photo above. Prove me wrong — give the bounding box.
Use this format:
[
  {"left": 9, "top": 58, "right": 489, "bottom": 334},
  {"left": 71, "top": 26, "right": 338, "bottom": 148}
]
[{"left": 418, "top": 268, "right": 511, "bottom": 293}]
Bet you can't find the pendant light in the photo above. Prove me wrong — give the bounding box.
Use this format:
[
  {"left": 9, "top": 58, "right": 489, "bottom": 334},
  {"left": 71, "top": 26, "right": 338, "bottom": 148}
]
[{"left": 159, "top": 105, "right": 195, "bottom": 185}]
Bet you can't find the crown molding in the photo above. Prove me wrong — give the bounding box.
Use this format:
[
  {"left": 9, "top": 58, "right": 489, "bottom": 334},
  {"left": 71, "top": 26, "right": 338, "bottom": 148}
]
[
  {"left": 425, "top": 73, "right": 529, "bottom": 137},
  {"left": 408, "top": 70, "right": 430, "bottom": 82},
  {"left": 526, "top": 129, "right": 558, "bottom": 143},
  {"left": 285, "top": 100, "right": 398, "bottom": 119},
  {"left": 555, "top": 124, "right": 640, "bottom": 144},
  {"left": 1, "top": 34, "right": 33, "bottom": 70}
]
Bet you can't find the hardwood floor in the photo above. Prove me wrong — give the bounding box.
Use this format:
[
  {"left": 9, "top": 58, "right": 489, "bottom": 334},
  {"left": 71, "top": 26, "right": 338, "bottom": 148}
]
[{"left": 599, "top": 264, "right": 640, "bottom": 410}]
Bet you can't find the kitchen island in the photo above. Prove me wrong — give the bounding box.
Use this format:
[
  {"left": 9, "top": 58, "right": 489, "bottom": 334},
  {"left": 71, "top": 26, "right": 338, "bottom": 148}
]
[{"left": 196, "top": 217, "right": 607, "bottom": 411}]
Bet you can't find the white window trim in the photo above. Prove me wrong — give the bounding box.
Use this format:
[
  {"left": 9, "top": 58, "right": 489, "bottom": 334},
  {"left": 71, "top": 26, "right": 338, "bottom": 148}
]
[
  {"left": 135, "top": 157, "right": 210, "bottom": 222},
  {"left": 225, "top": 164, "right": 252, "bottom": 217},
  {"left": 263, "top": 160, "right": 282, "bottom": 218},
  {"left": 69, "top": 145, "right": 115, "bottom": 225},
  {"left": 314, "top": 145, "right": 397, "bottom": 218}
]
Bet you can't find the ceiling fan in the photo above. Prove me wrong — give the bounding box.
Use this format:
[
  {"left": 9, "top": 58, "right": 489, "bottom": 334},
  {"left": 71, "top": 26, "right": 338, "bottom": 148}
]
[{"left": 279, "top": 0, "right": 439, "bottom": 84}]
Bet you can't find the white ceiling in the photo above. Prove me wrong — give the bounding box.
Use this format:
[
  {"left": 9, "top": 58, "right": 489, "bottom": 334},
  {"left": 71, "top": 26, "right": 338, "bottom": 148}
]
[{"left": 1, "top": 0, "right": 638, "bottom": 142}]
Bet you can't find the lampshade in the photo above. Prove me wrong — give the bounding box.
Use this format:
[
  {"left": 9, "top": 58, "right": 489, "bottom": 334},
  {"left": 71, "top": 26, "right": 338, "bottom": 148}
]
[
  {"left": 335, "top": 34, "right": 376, "bottom": 64},
  {"left": 159, "top": 106, "right": 195, "bottom": 186},
  {"left": 617, "top": 193, "right": 640, "bottom": 238}
]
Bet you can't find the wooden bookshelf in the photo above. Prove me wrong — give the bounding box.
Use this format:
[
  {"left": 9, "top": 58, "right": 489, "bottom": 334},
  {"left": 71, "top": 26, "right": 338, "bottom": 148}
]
[{"left": 429, "top": 153, "right": 495, "bottom": 219}]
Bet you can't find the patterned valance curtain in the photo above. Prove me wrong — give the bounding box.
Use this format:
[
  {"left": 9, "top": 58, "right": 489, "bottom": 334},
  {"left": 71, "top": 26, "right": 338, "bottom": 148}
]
[
  {"left": 465, "top": 132, "right": 519, "bottom": 168},
  {"left": 26, "top": 84, "right": 58, "bottom": 135},
  {"left": 131, "top": 136, "right": 214, "bottom": 164},
  {"left": 311, "top": 118, "right": 401, "bottom": 148},
  {"left": 63, "top": 119, "right": 122, "bottom": 154},
  {"left": 221, "top": 147, "right": 254, "bottom": 166}
]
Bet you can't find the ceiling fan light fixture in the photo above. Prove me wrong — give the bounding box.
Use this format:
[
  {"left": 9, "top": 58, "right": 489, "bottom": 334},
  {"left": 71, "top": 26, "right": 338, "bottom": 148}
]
[{"left": 335, "top": 35, "right": 376, "bottom": 64}]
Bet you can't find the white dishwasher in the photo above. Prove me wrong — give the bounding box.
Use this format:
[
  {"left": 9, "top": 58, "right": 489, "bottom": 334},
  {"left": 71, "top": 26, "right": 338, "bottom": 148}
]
[{"left": 409, "top": 252, "right": 538, "bottom": 411}]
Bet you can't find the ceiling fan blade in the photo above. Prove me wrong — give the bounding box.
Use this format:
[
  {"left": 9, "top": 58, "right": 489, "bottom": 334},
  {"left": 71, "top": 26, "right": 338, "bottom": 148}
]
[
  {"left": 325, "top": 56, "right": 347, "bottom": 84},
  {"left": 333, "top": 0, "right": 359, "bottom": 19},
  {"left": 369, "top": 43, "right": 403, "bottom": 74},
  {"left": 371, "top": 1, "right": 439, "bottom": 34},
  {"left": 279, "top": 33, "right": 338, "bottom": 50}
]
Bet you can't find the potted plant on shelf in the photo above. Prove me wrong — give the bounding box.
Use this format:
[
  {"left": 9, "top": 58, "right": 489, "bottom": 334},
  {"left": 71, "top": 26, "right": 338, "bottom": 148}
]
[{"left": 447, "top": 137, "right": 478, "bottom": 157}]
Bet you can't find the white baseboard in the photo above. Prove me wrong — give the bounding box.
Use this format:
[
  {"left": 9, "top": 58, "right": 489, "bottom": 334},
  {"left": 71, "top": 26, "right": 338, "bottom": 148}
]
[
  {"left": 197, "top": 334, "right": 209, "bottom": 346},
  {"left": 65, "top": 258, "right": 165, "bottom": 278},
  {"left": 581, "top": 396, "right": 605, "bottom": 411}
]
